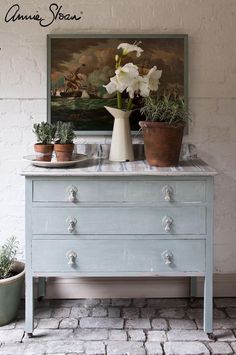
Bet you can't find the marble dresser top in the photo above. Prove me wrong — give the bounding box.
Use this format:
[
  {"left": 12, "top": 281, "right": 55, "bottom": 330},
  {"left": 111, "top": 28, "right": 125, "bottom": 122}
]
[{"left": 21, "top": 159, "right": 218, "bottom": 177}]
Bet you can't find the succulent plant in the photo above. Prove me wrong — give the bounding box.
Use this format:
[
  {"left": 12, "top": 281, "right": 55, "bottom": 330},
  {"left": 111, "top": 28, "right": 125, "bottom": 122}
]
[
  {"left": 0, "top": 236, "right": 19, "bottom": 279},
  {"left": 33, "top": 122, "right": 56, "bottom": 144},
  {"left": 55, "top": 121, "right": 75, "bottom": 144},
  {"left": 140, "top": 94, "right": 191, "bottom": 125}
]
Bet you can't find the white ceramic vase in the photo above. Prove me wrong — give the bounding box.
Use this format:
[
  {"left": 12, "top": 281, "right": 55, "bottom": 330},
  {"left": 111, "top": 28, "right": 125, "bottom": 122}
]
[{"left": 105, "top": 106, "right": 134, "bottom": 162}]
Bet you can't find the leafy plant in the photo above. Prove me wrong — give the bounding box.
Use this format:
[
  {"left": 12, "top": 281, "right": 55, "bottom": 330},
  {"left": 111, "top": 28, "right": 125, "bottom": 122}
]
[
  {"left": 55, "top": 122, "right": 75, "bottom": 144},
  {"left": 0, "top": 237, "right": 19, "bottom": 279},
  {"left": 140, "top": 95, "right": 191, "bottom": 125},
  {"left": 33, "top": 122, "right": 56, "bottom": 144}
]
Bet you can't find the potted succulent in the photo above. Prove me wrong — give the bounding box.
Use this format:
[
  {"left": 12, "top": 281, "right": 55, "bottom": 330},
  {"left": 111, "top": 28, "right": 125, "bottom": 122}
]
[
  {"left": 54, "top": 121, "right": 75, "bottom": 161},
  {"left": 33, "top": 122, "right": 55, "bottom": 161},
  {"left": 0, "top": 237, "right": 25, "bottom": 326},
  {"left": 139, "top": 95, "right": 190, "bottom": 167}
]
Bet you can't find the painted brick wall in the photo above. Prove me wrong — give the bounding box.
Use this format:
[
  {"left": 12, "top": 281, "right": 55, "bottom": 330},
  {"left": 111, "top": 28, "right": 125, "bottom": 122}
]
[{"left": 0, "top": 0, "right": 236, "bottom": 275}]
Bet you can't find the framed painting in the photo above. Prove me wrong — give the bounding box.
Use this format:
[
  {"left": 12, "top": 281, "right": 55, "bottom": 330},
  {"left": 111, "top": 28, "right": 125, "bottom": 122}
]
[{"left": 47, "top": 34, "right": 188, "bottom": 135}]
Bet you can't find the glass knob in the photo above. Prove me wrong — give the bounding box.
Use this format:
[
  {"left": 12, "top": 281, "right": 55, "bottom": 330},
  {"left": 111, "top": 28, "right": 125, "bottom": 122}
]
[
  {"left": 67, "top": 185, "right": 78, "bottom": 202},
  {"left": 66, "top": 217, "right": 77, "bottom": 233},
  {"left": 66, "top": 250, "right": 77, "bottom": 266}
]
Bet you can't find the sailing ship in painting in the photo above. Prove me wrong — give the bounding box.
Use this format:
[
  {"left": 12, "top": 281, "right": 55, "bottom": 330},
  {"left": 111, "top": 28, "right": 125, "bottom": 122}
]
[{"left": 50, "top": 37, "right": 186, "bottom": 131}]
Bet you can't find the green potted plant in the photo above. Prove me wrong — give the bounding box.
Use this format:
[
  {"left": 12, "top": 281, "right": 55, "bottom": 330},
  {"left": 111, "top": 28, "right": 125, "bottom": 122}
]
[
  {"left": 33, "top": 122, "right": 55, "bottom": 161},
  {"left": 139, "top": 95, "right": 190, "bottom": 167},
  {"left": 0, "top": 237, "right": 25, "bottom": 326},
  {"left": 54, "top": 121, "right": 75, "bottom": 161}
]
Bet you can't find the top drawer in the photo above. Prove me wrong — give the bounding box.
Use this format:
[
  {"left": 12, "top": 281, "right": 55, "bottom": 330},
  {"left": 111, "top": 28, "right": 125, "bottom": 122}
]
[{"left": 32, "top": 179, "right": 206, "bottom": 204}]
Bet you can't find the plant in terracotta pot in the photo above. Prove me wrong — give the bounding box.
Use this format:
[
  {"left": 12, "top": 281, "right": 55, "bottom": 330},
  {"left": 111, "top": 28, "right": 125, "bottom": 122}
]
[
  {"left": 54, "top": 121, "right": 75, "bottom": 161},
  {"left": 33, "top": 122, "right": 55, "bottom": 161},
  {"left": 0, "top": 236, "right": 25, "bottom": 326},
  {"left": 103, "top": 42, "right": 162, "bottom": 162},
  {"left": 139, "top": 95, "right": 190, "bottom": 167}
]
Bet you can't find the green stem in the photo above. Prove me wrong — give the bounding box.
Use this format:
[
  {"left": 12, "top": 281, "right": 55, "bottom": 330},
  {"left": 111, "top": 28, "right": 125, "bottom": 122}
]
[
  {"left": 117, "top": 91, "right": 122, "bottom": 109},
  {"left": 127, "top": 97, "right": 133, "bottom": 111}
]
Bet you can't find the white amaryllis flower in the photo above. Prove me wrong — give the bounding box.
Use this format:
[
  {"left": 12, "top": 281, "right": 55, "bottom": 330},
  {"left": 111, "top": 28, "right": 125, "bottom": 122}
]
[
  {"left": 145, "top": 66, "right": 162, "bottom": 91},
  {"left": 104, "top": 63, "right": 139, "bottom": 94},
  {"left": 117, "top": 42, "right": 143, "bottom": 57},
  {"left": 126, "top": 76, "right": 149, "bottom": 98},
  {"left": 103, "top": 75, "right": 121, "bottom": 94}
]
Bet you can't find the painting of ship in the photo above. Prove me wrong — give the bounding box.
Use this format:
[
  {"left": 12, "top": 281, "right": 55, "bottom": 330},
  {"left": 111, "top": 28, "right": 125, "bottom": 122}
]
[{"left": 48, "top": 35, "right": 187, "bottom": 132}]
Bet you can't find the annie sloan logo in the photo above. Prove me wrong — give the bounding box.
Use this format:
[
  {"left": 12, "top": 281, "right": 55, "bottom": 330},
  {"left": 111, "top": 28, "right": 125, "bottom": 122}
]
[{"left": 5, "top": 3, "right": 83, "bottom": 27}]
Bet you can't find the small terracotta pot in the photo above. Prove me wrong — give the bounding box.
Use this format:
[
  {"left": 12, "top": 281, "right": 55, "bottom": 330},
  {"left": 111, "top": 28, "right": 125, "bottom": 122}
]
[
  {"left": 54, "top": 143, "right": 74, "bottom": 161},
  {"left": 34, "top": 144, "right": 54, "bottom": 162},
  {"left": 139, "top": 121, "right": 185, "bottom": 167}
]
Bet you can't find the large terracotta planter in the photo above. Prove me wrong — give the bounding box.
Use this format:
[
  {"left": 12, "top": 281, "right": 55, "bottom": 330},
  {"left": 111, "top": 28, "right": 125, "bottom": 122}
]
[
  {"left": 139, "top": 121, "right": 185, "bottom": 167},
  {"left": 0, "top": 261, "right": 25, "bottom": 326},
  {"left": 105, "top": 106, "right": 134, "bottom": 162},
  {"left": 54, "top": 143, "right": 74, "bottom": 161},
  {"left": 34, "top": 144, "right": 54, "bottom": 162}
]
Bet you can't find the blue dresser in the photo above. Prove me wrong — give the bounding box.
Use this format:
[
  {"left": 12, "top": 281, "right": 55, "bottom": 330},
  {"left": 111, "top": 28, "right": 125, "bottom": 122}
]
[{"left": 22, "top": 158, "right": 217, "bottom": 336}]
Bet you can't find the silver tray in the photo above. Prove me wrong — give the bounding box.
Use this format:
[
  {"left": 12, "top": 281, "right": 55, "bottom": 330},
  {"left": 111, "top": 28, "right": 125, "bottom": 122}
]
[{"left": 23, "top": 154, "right": 88, "bottom": 168}]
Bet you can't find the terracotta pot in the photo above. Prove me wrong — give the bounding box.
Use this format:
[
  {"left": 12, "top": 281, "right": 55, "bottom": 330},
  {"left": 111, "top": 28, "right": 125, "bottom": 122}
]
[
  {"left": 34, "top": 144, "right": 54, "bottom": 162},
  {"left": 54, "top": 143, "right": 74, "bottom": 161},
  {"left": 139, "top": 121, "right": 185, "bottom": 167}
]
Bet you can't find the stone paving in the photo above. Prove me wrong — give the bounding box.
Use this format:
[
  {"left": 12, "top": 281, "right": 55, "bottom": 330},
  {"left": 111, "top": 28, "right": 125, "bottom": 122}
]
[{"left": 0, "top": 298, "right": 236, "bottom": 354}]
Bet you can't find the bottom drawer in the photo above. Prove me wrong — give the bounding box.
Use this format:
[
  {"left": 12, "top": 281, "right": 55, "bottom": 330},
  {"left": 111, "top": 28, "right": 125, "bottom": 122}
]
[{"left": 32, "top": 239, "right": 205, "bottom": 274}]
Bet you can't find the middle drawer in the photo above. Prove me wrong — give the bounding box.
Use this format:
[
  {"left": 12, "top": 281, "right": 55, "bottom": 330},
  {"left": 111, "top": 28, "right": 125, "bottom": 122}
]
[{"left": 32, "top": 206, "right": 206, "bottom": 235}]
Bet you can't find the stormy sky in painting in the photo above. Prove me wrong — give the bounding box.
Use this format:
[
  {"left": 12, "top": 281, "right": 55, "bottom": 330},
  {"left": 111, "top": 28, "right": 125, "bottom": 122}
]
[{"left": 51, "top": 37, "right": 185, "bottom": 97}]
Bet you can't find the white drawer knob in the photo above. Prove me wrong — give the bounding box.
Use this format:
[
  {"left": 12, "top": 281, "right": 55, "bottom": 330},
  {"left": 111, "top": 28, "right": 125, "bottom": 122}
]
[
  {"left": 162, "top": 216, "right": 173, "bottom": 232},
  {"left": 162, "top": 185, "right": 173, "bottom": 202},
  {"left": 161, "top": 250, "right": 173, "bottom": 265},
  {"left": 66, "top": 217, "right": 77, "bottom": 233},
  {"left": 66, "top": 250, "right": 77, "bottom": 266},
  {"left": 67, "top": 185, "right": 78, "bottom": 202}
]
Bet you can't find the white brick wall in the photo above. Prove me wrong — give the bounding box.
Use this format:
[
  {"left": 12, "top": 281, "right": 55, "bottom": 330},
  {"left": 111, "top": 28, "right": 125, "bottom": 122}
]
[{"left": 0, "top": 0, "right": 236, "bottom": 274}]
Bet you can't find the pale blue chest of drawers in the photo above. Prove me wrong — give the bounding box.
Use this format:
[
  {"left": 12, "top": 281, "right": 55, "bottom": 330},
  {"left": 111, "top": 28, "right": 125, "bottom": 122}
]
[{"left": 22, "top": 159, "right": 217, "bottom": 336}]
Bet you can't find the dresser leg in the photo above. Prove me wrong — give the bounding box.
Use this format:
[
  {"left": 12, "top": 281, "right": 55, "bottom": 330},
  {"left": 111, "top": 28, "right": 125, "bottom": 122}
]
[
  {"left": 25, "top": 274, "right": 34, "bottom": 334},
  {"left": 38, "top": 277, "right": 46, "bottom": 301},
  {"left": 203, "top": 274, "right": 213, "bottom": 333},
  {"left": 190, "top": 277, "right": 197, "bottom": 299}
]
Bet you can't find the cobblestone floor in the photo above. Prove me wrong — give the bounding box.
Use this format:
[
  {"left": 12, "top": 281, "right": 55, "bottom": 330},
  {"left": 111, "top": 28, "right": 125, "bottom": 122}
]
[{"left": 1, "top": 298, "right": 236, "bottom": 354}]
